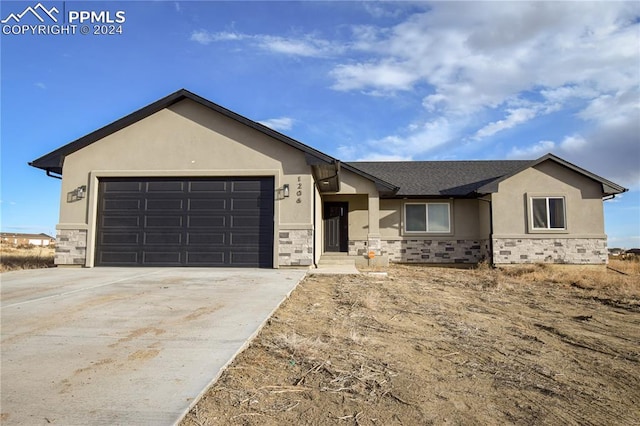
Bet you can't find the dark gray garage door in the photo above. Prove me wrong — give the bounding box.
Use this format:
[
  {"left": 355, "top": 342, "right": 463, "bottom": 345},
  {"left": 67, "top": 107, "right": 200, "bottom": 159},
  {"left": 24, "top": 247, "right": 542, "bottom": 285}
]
[{"left": 95, "top": 177, "right": 274, "bottom": 267}]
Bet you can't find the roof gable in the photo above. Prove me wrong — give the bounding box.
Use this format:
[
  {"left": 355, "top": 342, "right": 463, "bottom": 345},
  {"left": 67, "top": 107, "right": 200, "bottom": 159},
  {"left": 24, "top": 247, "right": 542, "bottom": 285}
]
[
  {"left": 348, "top": 160, "right": 530, "bottom": 197},
  {"left": 29, "top": 89, "right": 397, "bottom": 192},
  {"left": 29, "top": 90, "right": 625, "bottom": 198},
  {"left": 475, "top": 153, "right": 627, "bottom": 196},
  {"left": 350, "top": 153, "right": 627, "bottom": 198},
  {"left": 29, "top": 89, "right": 329, "bottom": 175}
]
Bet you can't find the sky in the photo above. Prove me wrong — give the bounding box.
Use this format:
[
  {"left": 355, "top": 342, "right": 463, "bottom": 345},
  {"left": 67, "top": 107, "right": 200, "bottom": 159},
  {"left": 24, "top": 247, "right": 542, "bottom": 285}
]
[{"left": 1, "top": 1, "right": 639, "bottom": 248}]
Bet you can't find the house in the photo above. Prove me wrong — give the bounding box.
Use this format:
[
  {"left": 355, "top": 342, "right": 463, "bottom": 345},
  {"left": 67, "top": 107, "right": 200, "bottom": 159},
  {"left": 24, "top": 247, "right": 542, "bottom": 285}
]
[
  {"left": 29, "top": 89, "right": 627, "bottom": 268},
  {"left": 0, "top": 232, "right": 55, "bottom": 247}
]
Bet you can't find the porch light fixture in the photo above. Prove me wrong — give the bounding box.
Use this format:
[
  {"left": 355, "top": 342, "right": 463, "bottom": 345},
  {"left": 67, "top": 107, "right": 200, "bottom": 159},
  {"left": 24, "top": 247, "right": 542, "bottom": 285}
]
[
  {"left": 283, "top": 184, "right": 290, "bottom": 198},
  {"left": 67, "top": 185, "right": 87, "bottom": 203},
  {"left": 76, "top": 185, "right": 86, "bottom": 199}
]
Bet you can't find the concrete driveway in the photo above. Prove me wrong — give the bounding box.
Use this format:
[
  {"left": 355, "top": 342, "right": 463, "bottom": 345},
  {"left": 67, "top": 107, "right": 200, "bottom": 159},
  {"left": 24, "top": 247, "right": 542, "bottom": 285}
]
[{"left": 1, "top": 267, "right": 307, "bottom": 425}]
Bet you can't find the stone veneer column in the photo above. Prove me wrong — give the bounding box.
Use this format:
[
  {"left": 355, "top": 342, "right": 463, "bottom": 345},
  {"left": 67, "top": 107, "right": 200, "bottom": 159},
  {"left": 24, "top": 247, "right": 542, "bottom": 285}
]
[
  {"left": 367, "top": 193, "right": 381, "bottom": 255},
  {"left": 278, "top": 229, "right": 313, "bottom": 266},
  {"left": 54, "top": 229, "right": 88, "bottom": 266}
]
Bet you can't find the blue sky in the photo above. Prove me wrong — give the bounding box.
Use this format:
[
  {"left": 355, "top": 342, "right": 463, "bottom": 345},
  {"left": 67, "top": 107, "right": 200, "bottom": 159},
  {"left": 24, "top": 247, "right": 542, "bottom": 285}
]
[{"left": 1, "top": 1, "right": 639, "bottom": 248}]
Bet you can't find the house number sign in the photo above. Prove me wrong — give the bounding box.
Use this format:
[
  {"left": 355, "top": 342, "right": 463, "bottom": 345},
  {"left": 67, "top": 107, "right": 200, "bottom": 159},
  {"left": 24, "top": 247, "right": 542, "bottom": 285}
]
[{"left": 296, "top": 176, "right": 302, "bottom": 203}]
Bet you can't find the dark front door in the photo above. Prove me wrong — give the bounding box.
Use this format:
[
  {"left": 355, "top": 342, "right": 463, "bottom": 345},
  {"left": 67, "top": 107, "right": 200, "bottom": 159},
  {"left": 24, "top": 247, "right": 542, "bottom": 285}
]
[{"left": 324, "top": 202, "right": 348, "bottom": 252}]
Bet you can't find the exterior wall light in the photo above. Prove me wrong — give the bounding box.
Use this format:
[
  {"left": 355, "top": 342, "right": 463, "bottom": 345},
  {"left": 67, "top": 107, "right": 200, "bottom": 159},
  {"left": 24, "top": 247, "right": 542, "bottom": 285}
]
[
  {"left": 283, "top": 184, "right": 290, "bottom": 198},
  {"left": 76, "top": 185, "right": 86, "bottom": 199},
  {"left": 67, "top": 185, "right": 87, "bottom": 202}
]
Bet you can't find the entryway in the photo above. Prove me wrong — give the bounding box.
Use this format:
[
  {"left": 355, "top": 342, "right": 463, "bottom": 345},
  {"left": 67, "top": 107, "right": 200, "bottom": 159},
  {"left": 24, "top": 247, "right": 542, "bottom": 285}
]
[{"left": 323, "top": 202, "right": 348, "bottom": 252}]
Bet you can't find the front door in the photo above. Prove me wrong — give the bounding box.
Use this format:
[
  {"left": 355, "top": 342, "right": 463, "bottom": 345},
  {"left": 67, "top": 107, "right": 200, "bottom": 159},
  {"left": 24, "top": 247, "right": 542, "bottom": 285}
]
[{"left": 324, "top": 202, "right": 348, "bottom": 252}]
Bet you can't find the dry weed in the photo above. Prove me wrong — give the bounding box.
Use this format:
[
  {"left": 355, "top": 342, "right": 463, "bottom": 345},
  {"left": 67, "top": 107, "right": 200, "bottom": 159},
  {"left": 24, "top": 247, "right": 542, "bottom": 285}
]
[
  {"left": 0, "top": 245, "right": 55, "bottom": 272},
  {"left": 266, "top": 332, "right": 327, "bottom": 362}
]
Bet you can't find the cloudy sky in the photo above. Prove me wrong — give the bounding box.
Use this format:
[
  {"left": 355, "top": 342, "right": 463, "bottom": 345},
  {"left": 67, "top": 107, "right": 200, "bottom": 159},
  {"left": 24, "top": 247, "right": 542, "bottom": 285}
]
[{"left": 1, "top": 1, "right": 639, "bottom": 247}]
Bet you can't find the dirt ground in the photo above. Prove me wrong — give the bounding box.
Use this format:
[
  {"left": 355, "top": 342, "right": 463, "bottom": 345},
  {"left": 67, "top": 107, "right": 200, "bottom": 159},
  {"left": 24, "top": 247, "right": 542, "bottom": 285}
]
[{"left": 181, "top": 262, "right": 640, "bottom": 425}]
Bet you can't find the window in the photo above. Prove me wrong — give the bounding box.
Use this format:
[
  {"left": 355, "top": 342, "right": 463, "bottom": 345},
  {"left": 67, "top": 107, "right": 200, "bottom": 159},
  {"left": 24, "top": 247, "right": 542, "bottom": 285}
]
[
  {"left": 531, "top": 196, "right": 565, "bottom": 230},
  {"left": 405, "top": 203, "right": 451, "bottom": 233}
]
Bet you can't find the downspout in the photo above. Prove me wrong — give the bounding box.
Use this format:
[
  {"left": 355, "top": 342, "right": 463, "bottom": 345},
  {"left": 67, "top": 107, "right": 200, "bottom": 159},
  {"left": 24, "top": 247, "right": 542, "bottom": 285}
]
[{"left": 312, "top": 183, "right": 318, "bottom": 269}]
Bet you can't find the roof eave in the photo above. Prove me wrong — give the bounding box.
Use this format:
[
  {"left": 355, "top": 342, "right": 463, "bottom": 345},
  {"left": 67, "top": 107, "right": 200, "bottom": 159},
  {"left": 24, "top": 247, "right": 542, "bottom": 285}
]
[
  {"left": 28, "top": 89, "right": 399, "bottom": 193},
  {"left": 476, "top": 153, "right": 627, "bottom": 197}
]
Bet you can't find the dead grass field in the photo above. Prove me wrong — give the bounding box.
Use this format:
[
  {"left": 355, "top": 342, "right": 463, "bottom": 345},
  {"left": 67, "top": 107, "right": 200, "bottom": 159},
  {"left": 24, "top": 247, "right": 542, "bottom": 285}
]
[
  {"left": 182, "top": 260, "right": 640, "bottom": 425},
  {"left": 0, "top": 245, "right": 55, "bottom": 272}
]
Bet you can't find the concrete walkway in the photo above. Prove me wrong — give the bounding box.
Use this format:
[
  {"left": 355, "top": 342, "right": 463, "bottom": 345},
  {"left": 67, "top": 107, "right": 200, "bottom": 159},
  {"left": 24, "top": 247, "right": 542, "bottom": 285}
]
[
  {"left": 308, "top": 264, "right": 361, "bottom": 275},
  {"left": 0, "top": 267, "right": 306, "bottom": 425}
]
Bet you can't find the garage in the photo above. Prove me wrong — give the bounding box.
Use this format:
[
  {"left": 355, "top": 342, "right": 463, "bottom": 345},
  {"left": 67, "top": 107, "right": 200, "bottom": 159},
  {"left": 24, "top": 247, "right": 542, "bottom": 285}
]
[{"left": 95, "top": 177, "right": 274, "bottom": 267}]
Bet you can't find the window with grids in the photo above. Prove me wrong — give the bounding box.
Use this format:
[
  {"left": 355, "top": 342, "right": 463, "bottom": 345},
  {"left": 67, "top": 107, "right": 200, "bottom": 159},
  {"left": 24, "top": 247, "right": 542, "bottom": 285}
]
[
  {"left": 405, "top": 203, "right": 451, "bottom": 233},
  {"left": 530, "top": 196, "right": 566, "bottom": 230}
]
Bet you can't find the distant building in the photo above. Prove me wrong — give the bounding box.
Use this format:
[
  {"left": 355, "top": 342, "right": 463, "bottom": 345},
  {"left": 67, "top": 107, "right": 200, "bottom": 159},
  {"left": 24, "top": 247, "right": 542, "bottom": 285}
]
[
  {"left": 608, "top": 248, "right": 625, "bottom": 256},
  {"left": 624, "top": 248, "right": 640, "bottom": 256},
  {"left": 0, "top": 233, "right": 55, "bottom": 247}
]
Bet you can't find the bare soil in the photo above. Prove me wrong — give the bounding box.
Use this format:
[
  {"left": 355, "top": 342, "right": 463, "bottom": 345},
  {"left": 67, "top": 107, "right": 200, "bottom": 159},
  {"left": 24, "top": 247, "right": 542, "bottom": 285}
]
[{"left": 182, "top": 263, "right": 640, "bottom": 425}]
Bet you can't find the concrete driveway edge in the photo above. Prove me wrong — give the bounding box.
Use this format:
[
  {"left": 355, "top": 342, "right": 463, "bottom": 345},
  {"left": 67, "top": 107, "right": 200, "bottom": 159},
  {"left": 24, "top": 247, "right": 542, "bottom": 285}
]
[
  {"left": 172, "top": 270, "right": 308, "bottom": 425},
  {"left": 1, "top": 268, "right": 309, "bottom": 425}
]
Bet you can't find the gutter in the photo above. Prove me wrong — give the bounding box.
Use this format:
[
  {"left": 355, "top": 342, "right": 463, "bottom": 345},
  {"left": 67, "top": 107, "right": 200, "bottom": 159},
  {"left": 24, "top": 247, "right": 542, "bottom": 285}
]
[{"left": 46, "top": 170, "right": 62, "bottom": 180}]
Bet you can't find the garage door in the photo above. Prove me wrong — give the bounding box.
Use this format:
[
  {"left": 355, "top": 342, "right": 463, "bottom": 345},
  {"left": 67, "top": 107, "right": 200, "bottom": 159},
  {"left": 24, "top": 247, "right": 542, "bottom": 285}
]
[{"left": 95, "top": 177, "right": 274, "bottom": 267}]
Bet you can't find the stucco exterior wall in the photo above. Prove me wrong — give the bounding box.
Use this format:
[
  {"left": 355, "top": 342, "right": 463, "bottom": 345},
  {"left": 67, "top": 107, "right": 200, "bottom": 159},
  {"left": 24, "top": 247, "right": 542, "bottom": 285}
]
[
  {"left": 56, "top": 99, "right": 315, "bottom": 267},
  {"left": 321, "top": 194, "right": 369, "bottom": 241},
  {"left": 491, "top": 160, "right": 607, "bottom": 265},
  {"left": 378, "top": 199, "right": 485, "bottom": 240},
  {"left": 492, "top": 161, "right": 605, "bottom": 237}
]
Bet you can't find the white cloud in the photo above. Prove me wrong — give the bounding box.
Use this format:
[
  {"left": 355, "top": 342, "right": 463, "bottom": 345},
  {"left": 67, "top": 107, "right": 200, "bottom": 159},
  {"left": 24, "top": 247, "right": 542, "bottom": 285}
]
[
  {"left": 508, "top": 140, "right": 556, "bottom": 159},
  {"left": 559, "top": 135, "right": 587, "bottom": 152},
  {"left": 258, "top": 117, "right": 294, "bottom": 132},
  {"left": 190, "top": 30, "right": 341, "bottom": 58},
  {"left": 330, "top": 60, "right": 418, "bottom": 92},
  {"left": 35, "top": 82, "right": 46, "bottom": 90},
  {"left": 326, "top": 1, "right": 639, "bottom": 172},
  {"left": 354, "top": 153, "right": 412, "bottom": 161},
  {"left": 257, "top": 35, "right": 338, "bottom": 57},
  {"left": 365, "top": 117, "right": 456, "bottom": 159},
  {"left": 189, "top": 2, "right": 639, "bottom": 177},
  {"left": 474, "top": 107, "right": 538, "bottom": 140},
  {"left": 190, "top": 30, "right": 246, "bottom": 44}
]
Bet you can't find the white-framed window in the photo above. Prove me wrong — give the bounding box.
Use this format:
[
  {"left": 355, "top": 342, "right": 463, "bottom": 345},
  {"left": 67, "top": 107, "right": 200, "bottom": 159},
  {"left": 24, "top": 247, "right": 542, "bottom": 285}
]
[
  {"left": 530, "top": 196, "right": 566, "bottom": 230},
  {"left": 404, "top": 202, "right": 451, "bottom": 233}
]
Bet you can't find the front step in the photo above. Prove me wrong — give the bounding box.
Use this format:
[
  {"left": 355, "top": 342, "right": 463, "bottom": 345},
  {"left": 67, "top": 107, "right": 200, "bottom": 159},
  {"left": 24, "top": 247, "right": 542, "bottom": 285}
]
[{"left": 319, "top": 253, "right": 358, "bottom": 266}]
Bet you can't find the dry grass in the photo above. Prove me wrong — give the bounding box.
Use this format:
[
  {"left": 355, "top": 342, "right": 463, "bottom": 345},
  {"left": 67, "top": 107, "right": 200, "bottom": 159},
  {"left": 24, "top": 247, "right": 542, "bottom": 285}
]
[
  {"left": 182, "top": 264, "right": 640, "bottom": 426},
  {"left": 0, "top": 245, "right": 55, "bottom": 272},
  {"left": 472, "top": 258, "right": 640, "bottom": 301}
]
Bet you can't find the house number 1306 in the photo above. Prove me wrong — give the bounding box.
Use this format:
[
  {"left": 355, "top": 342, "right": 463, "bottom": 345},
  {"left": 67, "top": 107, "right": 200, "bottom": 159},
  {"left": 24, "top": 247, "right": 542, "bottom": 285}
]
[{"left": 296, "top": 176, "right": 302, "bottom": 203}]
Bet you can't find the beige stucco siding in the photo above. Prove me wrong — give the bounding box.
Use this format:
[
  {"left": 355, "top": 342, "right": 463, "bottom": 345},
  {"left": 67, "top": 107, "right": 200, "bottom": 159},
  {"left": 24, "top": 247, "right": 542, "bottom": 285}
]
[
  {"left": 378, "top": 199, "right": 484, "bottom": 240},
  {"left": 321, "top": 194, "right": 369, "bottom": 241},
  {"left": 59, "top": 99, "right": 314, "bottom": 227},
  {"left": 57, "top": 99, "right": 317, "bottom": 267},
  {"left": 492, "top": 161, "right": 605, "bottom": 237}
]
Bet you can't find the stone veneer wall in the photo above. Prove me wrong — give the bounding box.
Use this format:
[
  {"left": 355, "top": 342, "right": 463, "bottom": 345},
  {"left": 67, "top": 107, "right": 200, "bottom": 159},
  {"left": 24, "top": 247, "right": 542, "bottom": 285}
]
[
  {"left": 278, "top": 229, "right": 314, "bottom": 266},
  {"left": 55, "top": 229, "right": 87, "bottom": 265},
  {"left": 493, "top": 238, "right": 607, "bottom": 264},
  {"left": 350, "top": 239, "right": 489, "bottom": 264}
]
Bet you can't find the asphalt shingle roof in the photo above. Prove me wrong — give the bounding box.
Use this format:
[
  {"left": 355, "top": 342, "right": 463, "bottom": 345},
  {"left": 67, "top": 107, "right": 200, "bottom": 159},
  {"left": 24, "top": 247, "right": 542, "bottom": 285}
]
[{"left": 347, "top": 160, "right": 533, "bottom": 197}]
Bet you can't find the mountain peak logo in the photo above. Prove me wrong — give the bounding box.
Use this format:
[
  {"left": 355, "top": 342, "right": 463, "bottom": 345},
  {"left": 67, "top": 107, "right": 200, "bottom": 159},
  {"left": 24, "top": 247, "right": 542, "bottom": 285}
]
[{"left": 1, "top": 3, "right": 59, "bottom": 24}]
